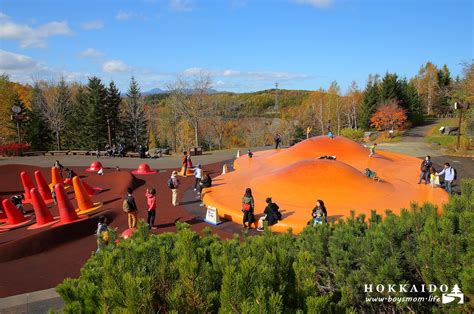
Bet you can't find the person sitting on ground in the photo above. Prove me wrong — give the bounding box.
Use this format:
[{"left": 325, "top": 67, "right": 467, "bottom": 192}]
[
  {"left": 193, "top": 164, "right": 202, "bottom": 191},
  {"left": 123, "top": 187, "right": 138, "bottom": 229},
  {"left": 198, "top": 172, "right": 212, "bottom": 196},
  {"left": 309, "top": 200, "right": 328, "bottom": 225},
  {"left": 257, "top": 197, "right": 282, "bottom": 231},
  {"left": 368, "top": 143, "right": 377, "bottom": 158},
  {"left": 145, "top": 188, "right": 157, "bottom": 229},
  {"left": 96, "top": 215, "right": 108, "bottom": 252},
  {"left": 436, "top": 162, "right": 456, "bottom": 195},
  {"left": 418, "top": 155, "right": 432, "bottom": 184},
  {"left": 429, "top": 166, "right": 440, "bottom": 188},
  {"left": 247, "top": 149, "right": 253, "bottom": 158},
  {"left": 242, "top": 188, "right": 255, "bottom": 229},
  {"left": 10, "top": 194, "right": 25, "bottom": 214}
]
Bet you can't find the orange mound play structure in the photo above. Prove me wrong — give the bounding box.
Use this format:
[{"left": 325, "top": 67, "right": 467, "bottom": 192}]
[{"left": 202, "top": 136, "right": 449, "bottom": 234}]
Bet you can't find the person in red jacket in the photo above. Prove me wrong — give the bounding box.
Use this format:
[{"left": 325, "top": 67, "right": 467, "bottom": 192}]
[{"left": 145, "top": 188, "right": 157, "bottom": 229}]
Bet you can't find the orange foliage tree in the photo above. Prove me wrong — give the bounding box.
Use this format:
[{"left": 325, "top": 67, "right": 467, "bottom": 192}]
[{"left": 370, "top": 101, "right": 407, "bottom": 132}]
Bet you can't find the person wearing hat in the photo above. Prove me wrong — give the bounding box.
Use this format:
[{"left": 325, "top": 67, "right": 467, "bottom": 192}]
[
  {"left": 169, "top": 171, "right": 180, "bottom": 206},
  {"left": 193, "top": 164, "right": 202, "bottom": 191}
]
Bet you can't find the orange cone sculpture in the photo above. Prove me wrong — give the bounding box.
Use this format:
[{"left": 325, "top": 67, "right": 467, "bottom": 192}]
[
  {"left": 34, "top": 170, "right": 53, "bottom": 203},
  {"left": 2, "top": 198, "right": 26, "bottom": 225},
  {"left": 30, "top": 188, "right": 54, "bottom": 226},
  {"left": 72, "top": 177, "right": 102, "bottom": 214},
  {"left": 20, "top": 171, "right": 35, "bottom": 202},
  {"left": 54, "top": 184, "right": 80, "bottom": 224},
  {"left": 51, "top": 167, "right": 62, "bottom": 186}
]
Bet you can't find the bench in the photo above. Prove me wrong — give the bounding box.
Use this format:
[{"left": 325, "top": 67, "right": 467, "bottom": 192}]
[
  {"left": 70, "top": 150, "right": 90, "bottom": 156},
  {"left": 126, "top": 152, "right": 140, "bottom": 158},
  {"left": 189, "top": 147, "right": 203, "bottom": 156},
  {"left": 46, "top": 150, "right": 70, "bottom": 156},
  {"left": 22, "top": 151, "right": 46, "bottom": 156}
]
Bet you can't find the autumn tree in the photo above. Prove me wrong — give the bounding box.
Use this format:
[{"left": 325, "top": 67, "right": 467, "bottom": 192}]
[
  {"left": 24, "top": 83, "right": 52, "bottom": 150},
  {"left": 370, "top": 101, "right": 407, "bottom": 133},
  {"left": 414, "top": 62, "right": 440, "bottom": 116},
  {"left": 208, "top": 94, "right": 241, "bottom": 150},
  {"left": 169, "top": 73, "right": 212, "bottom": 147}
]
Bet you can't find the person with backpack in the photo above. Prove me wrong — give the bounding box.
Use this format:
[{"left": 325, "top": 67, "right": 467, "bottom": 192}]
[
  {"left": 242, "top": 188, "right": 255, "bottom": 229},
  {"left": 96, "top": 215, "right": 108, "bottom": 252},
  {"left": 182, "top": 152, "right": 188, "bottom": 177},
  {"left": 193, "top": 164, "right": 202, "bottom": 191},
  {"left": 309, "top": 200, "right": 328, "bottom": 225},
  {"left": 257, "top": 197, "right": 282, "bottom": 231},
  {"left": 436, "top": 163, "right": 456, "bottom": 195},
  {"left": 123, "top": 187, "right": 138, "bottom": 229},
  {"left": 168, "top": 171, "right": 180, "bottom": 206},
  {"left": 418, "top": 155, "right": 432, "bottom": 184},
  {"left": 145, "top": 188, "right": 157, "bottom": 229}
]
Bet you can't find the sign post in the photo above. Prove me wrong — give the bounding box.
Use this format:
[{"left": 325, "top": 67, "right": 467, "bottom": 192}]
[{"left": 204, "top": 206, "right": 222, "bottom": 225}]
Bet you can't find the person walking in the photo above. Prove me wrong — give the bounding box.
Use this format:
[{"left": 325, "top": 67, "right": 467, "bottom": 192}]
[
  {"left": 123, "top": 187, "right": 138, "bottom": 229},
  {"left": 193, "top": 164, "right": 202, "bottom": 191},
  {"left": 418, "top": 155, "right": 432, "bottom": 184},
  {"left": 168, "top": 171, "right": 180, "bottom": 206},
  {"left": 368, "top": 143, "right": 377, "bottom": 158},
  {"left": 242, "top": 188, "right": 255, "bottom": 229},
  {"left": 182, "top": 151, "right": 188, "bottom": 177},
  {"left": 145, "top": 188, "right": 157, "bottom": 229},
  {"left": 274, "top": 134, "right": 282, "bottom": 149},
  {"left": 436, "top": 163, "right": 456, "bottom": 195}
]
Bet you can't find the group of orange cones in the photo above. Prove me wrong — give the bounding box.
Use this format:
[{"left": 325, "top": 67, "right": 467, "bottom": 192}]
[{"left": 0, "top": 167, "right": 102, "bottom": 231}]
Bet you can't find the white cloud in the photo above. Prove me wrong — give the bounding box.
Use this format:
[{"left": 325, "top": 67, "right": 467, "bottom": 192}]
[
  {"left": 292, "top": 0, "right": 333, "bottom": 8},
  {"left": 116, "top": 10, "right": 133, "bottom": 21},
  {"left": 102, "top": 60, "right": 130, "bottom": 73},
  {"left": 182, "top": 67, "right": 309, "bottom": 81},
  {"left": 169, "top": 0, "right": 194, "bottom": 12},
  {"left": 0, "top": 49, "right": 87, "bottom": 83},
  {"left": 79, "top": 48, "right": 105, "bottom": 58},
  {"left": 81, "top": 20, "right": 104, "bottom": 30},
  {"left": 0, "top": 15, "right": 72, "bottom": 48}
]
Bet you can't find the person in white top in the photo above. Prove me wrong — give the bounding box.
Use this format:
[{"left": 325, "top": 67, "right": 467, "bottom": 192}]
[
  {"left": 193, "top": 164, "right": 202, "bottom": 192},
  {"left": 436, "top": 162, "right": 455, "bottom": 195}
]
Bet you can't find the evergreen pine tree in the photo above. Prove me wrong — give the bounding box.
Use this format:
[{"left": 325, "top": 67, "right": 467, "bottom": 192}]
[
  {"left": 122, "top": 77, "right": 147, "bottom": 150},
  {"left": 379, "top": 73, "right": 400, "bottom": 102},
  {"left": 24, "top": 83, "right": 52, "bottom": 150},
  {"left": 9, "top": 91, "right": 27, "bottom": 140},
  {"left": 86, "top": 76, "right": 108, "bottom": 149},
  {"left": 64, "top": 85, "right": 91, "bottom": 149},
  {"left": 435, "top": 64, "right": 453, "bottom": 115},
  {"left": 106, "top": 81, "right": 122, "bottom": 145},
  {"left": 402, "top": 80, "right": 425, "bottom": 125},
  {"left": 359, "top": 80, "right": 379, "bottom": 130}
]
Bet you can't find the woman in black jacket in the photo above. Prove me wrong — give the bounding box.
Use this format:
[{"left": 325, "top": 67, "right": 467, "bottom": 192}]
[{"left": 257, "top": 197, "right": 282, "bottom": 231}]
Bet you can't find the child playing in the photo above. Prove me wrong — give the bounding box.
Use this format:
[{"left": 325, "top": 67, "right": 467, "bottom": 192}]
[{"left": 430, "top": 167, "right": 440, "bottom": 188}]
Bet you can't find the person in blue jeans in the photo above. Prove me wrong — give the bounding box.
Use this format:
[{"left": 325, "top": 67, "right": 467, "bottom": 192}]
[
  {"left": 418, "top": 155, "right": 432, "bottom": 184},
  {"left": 436, "top": 162, "right": 455, "bottom": 195}
]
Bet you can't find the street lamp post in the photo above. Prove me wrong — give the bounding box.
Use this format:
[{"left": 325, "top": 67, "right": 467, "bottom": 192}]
[
  {"left": 454, "top": 102, "right": 470, "bottom": 149},
  {"left": 11, "top": 105, "right": 24, "bottom": 143}
]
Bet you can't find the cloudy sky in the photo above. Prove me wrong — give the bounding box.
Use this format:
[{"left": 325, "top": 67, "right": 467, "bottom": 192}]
[{"left": 0, "top": 0, "right": 472, "bottom": 93}]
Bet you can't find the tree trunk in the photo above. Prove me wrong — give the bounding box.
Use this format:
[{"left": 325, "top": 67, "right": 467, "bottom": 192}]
[
  {"left": 56, "top": 131, "right": 61, "bottom": 150},
  {"left": 319, "top": 100, "right": 324, "bottom": 134},
  {"left": 194, "top": 120, "right": 199, "bottom": 147}
]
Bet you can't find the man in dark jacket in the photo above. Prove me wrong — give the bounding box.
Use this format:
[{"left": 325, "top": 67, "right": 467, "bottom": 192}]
[
  {"left": 257, "top": 197, "right": 282, "bottom": 231},
  {"left": 198, "top": 173, "right": 212, "bottom": 197},
  {"left": 418, "top": 155, "right": 432, "bottom": 184},
  {"left": 124, "top": 187, "right": 138, "bottom": 229}
]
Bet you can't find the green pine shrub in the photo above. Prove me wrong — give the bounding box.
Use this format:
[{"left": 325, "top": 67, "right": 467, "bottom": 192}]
[
  {"left": 340, "top": 128, "right": 365, "bottom": 141},
  {"left": 57, "top": 179, "right": 474, "bottom": 313}
]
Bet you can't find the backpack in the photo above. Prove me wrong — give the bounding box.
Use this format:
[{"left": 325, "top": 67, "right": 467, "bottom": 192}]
[
  {"left": 122, "top": 199, "right": 130, "bottom": 213},
  {"left": 453, "top": 168, "right": 457, "bottom": 180},
  {"left": 167, "top": 178, "right": 175, "bottom": 189}
]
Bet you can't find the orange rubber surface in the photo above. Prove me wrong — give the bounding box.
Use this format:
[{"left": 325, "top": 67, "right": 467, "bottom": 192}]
[{"left": 202, "top": 136, "right": 449, "bottom": 234}]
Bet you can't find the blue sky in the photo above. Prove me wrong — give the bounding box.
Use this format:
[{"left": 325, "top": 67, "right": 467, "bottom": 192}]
[{"left": 0, "top": 0, "right": 472, "bottom": 93}]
